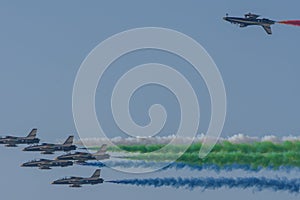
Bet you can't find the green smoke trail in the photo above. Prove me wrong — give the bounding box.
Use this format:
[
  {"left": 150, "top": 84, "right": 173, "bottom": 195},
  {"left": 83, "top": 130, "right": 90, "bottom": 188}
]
[
  {"left": 89, "top": 141, "right": 300, "bottom": 169},
  {"left": 90, "top": 141, "right": 300, "bottom": 153},
  {"left": 99, "top": 141, "right": 300, "bottom": 154}
]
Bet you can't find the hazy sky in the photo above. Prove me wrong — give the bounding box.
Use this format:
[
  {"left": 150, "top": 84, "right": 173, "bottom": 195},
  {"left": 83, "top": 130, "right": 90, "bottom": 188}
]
[
  {"left": 0, "top": 1, "right": 300, "bottom": 199},
  {"left": 1, "top": 1, "right": 300, "bottom": 141}
]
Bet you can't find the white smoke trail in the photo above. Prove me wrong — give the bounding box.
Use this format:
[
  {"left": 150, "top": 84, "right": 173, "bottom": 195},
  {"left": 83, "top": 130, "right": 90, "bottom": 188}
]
[{"left": 75, "top": 133, "right": 300, "bottom": 146}]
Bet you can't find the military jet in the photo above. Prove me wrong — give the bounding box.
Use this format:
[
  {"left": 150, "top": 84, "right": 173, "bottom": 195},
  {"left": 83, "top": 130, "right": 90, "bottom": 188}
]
[
  {"left": 0, "top": 128, "right": 40, "bottom": 147},
  {"left": 23, "top": 135, "right": 76, "bottom": 154},
  {"left": 52, "top": 169, "right": 104, "bottom": 187},
  {"left": 223, "top": 13, "right": 276, "bottom": 34},
  {"left": 21, "top": 159, "right": 73, "bottom": 170},
  {"left": 55, "top": 144, "right": 109, "bottom": 163}
]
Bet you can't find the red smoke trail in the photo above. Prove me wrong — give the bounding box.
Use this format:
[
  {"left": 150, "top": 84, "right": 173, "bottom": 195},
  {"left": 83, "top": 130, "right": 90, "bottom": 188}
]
[{"left": 277, "top": 20, "right": 300, "bottom": 26}]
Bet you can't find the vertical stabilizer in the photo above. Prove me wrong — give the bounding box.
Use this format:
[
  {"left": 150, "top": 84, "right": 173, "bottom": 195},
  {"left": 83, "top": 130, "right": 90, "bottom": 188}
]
[
  {"left": 95, "top": 144, "right": 107, "bottom": 155},
  {"left": 27, "top": 129, "right": 37, "bottom": 138},
  {"left": 63, "top": 136, "right": 74, "bottom": 145},
  {"left": 91, "top": 169, "right": 101, "bottom": 178}
]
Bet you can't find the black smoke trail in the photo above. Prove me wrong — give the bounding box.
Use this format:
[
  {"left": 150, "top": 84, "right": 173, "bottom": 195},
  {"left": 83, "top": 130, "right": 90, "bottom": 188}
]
[{"left": 106, "top": 177, "right": 300, "bottom": 193}]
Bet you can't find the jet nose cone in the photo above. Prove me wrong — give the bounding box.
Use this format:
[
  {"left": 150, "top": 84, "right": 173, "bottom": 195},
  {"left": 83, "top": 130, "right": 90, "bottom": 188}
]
[
  {"left": 223, "top": 17, "right": 228, "bottom": 21},
  {"left": 21, "top": 162, "right": 29, "bottom": 167}
]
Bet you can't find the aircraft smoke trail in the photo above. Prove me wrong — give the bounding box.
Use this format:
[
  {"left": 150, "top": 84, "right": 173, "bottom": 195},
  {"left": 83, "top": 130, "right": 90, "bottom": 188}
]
[
  {"left": 81, "top": 160, "right": 256, "bottom": 172},
  {"left": 106, "top": 177, "right": 300, "bottom": 193},
  {"left": 76, "top": 134, "right": 300, "bottom": 146},
  {"left": 81, "top": 160, "right": 299, "bottom": 173},
  {"left": 278, "top": 20, "right": 300, "bottom": 26}
]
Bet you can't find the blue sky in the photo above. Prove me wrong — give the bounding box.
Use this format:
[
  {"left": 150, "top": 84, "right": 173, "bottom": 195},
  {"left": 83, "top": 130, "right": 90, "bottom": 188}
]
[
  {"left": 1, "top": 1, "right": 300, "bottom": 141},
  {"left": 0, "top": 1, "right": 300, "bottom": 199}
]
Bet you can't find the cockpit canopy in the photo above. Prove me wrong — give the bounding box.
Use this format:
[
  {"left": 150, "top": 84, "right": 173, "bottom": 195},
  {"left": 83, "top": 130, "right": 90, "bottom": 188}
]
[{"left": 244, "top": 13, "right": 260, "bottom": 19}]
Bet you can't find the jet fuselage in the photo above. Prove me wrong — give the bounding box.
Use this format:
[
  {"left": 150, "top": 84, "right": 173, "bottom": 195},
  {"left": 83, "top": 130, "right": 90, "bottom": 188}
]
[
  {"left": 0, "top": 137, "right": 40, "bottom": 146},
  {"left": 21, "top": 159, "right": 73, "bottom": 169},
  {"left": 52, "top": 177, "right": 104, "bottom": 187},
  {"left": 223, "top": 13, "right": 276, "bottom": 34},
  {"left": 0, "top": 129, "right": 40, "bottom": 147},
  {"left": 23, "top": 143, "right": 76, "bottom": 154},
  {"left": 223, "top": 16, "right": 275, "bottom": 27},
  {"left": 56, "top": 152, "right": 110, "bottom": 162},
  {"left": 52, "top": 169, "right": 103, "bottom": 187}
]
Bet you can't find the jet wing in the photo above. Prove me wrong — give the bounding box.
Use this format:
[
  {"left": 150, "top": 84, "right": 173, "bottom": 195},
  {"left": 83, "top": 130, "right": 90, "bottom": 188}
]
[
  {"left": 41, "top": 151, "right": 55, "bottom": 154},
  {"left": 5, "top": 142, "right": 18, "bottom": 147},
  {"left": 4, "top": 139, "right": 18, "bottom": 146},
  {"left": 38, "top": 164, "right": 51, "bottom": 170},
  {"left": 41, "top": 146, "right": 55, "bottom": 150},
  {"left": 262, "top": 25, "right": 272, "bottom": 35},
  {"left": 5, "top": 136, "right": 17, "bottom": 139},
  {"left": 40, "top": 147, "right": 55, "bottom": 154},
  {"left": 239, "top": 24, "right": 248, "bottom": 28},
  {"left": 70, "top": 184, "right": 82, "bottom": 187}
]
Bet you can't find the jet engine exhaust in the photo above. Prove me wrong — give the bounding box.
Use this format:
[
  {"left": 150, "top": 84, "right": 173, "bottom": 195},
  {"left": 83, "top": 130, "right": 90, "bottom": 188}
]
[{"left": 277, "top": 20, "right": 300, "bottom": 26}]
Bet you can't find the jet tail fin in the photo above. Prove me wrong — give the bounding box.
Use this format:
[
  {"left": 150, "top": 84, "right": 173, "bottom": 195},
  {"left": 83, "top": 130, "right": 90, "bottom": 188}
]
[
  {"left": 91, "top": 169, "right": 101, "bottom": 178},
  {"left": 27, "top": 129, "right": 37, "bottom": 138},
  {"left": 94, "top": 144, "right": 108, "bottom": 155},
  {"left": 63, "top": 136, "right": 74, "bottom": 145}
]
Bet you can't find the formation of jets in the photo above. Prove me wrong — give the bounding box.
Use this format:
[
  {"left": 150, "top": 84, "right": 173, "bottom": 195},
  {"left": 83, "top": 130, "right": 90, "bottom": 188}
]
[
  {"left": 0, "top": 128, "right": 108, "bottom": 187},
  {"left": 2, "top": 12, "right": 277, "bottom": 189},
  {"left": 223, "top": 13, "right": 276, "bottom": 35}
]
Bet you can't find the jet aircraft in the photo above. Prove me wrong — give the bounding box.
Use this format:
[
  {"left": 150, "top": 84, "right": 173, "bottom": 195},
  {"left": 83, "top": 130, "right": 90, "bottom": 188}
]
[
  {"left": 223, "top": 13, "right": 276, "bottom": 34},
  {"left": 23, "top": 135, "right": 76, "bottom": 154},
  {"left": 21, "top": 159, "right": 73, "bottom": 170},
  {"left": 55, "top": 144, "right": 109, "bottom": 163},
  {"left": 0, "top": 128, "right": 40, "bottom": 147},
  {"left": 51, "top": 169, "right": 104, "bottom": 187}
]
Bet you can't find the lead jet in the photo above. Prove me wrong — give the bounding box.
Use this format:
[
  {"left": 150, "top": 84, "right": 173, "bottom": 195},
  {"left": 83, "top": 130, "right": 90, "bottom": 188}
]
[
  {"left": 55, "top": 144, "right": 109, "bottom": 163},
  {"left": 52, "top": 169, "right": 104, "bottom": 187},
  {"left": 223, "top": 13, "right": 276, "bottom": 34},
  {"left": 23, "top": 135, "right": 76, "bottom": 154},
  {"left": 0, "top": 128, "right": 40, "bottom": 147},
  {"left": 21, "top": 159, "right": 73, "bottom": 170}
]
